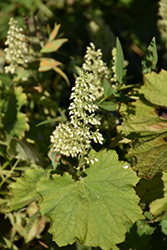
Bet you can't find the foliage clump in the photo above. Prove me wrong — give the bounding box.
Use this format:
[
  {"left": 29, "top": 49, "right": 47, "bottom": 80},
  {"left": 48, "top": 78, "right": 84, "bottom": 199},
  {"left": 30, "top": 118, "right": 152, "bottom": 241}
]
[{"left": 1, "top": 1, "right": 167, "bottom": 250}]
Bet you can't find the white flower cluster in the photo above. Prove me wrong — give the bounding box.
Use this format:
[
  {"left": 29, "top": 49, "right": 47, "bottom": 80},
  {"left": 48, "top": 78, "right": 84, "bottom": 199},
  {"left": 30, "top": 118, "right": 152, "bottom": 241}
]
[
  {"left": 50, "top": 71, "right": 104, "bottom": 167},
  {"left": 69, "top": 72, "right": 101, "bottom": 126},
  {"left": 157, "top": 0, "right": 167, "bottom": 41},
  {"left": 82, "top": 43, "right": 109, "bottom": 100},
  {"left": 4, "top": 17, "right": 29, "bottom": 74}
]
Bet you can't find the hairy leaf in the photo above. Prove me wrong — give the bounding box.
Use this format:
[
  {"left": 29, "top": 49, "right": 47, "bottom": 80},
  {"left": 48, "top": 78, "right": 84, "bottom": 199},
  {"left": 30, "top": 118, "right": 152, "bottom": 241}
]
[
  {"left": 118, "top": 97, "right": 167, "bottom": 178},
  {"left": 37, "top": 150, "right": 143, "bottom": 250},
  {"left": 8, "top": 167, "right": 45, "bottom": 211},
  {"left": 118, "top": 98, "right": 167, "bottom": 136},
  {"left": 131, "top": 134, "right": 167, "bottom": 178},
  {"left": 141, "top": 69, "right": 167, "bottom": 107}
]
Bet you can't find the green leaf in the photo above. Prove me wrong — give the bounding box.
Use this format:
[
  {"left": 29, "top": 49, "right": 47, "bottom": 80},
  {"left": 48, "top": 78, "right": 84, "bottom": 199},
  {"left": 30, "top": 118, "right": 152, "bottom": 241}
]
[
  {"left": 116, "top": 37, "right": 125, "bottom": 84},
  {"left": 135, "top": 172, "right": 164, "bottom": 206},
  {"left": 103, "top": 79, "right": 116, "bottom": 97},
  {"left": 40, "top": 38, "right": 68, "bottom": 53},
  {"left": 37, "top": 150, "right": 143, "bottom": 250},
  {"left": 99, "top": 101, "right": 116, "bottom": 111},
  {"left": 7, "top": 138, "right": 47, "bottom": 167},
  {"left": 48, "top": 148, "right": 61, "bottom": 170},
  {"left": 149, "top": 172, "right": 167, "bottom": 217},
  {"left": 3, "top": 86, "right": 29, "bottom": 142},
  {"left": 53, "top": 66, "right": 70, "bottom": 86},
  {"left": 160, "top": 214, "right": 167, "bottom": 235},
  {"left": 76, "top": 241, "right": 92, "bottom": 250},
  {"left": 8, "top": 167, "right": 44, "bottom": 211},
  {"left": 141, "top": 37, "right": 158, "bottom": 74},
  {"left": 118, "top": 98, "right": 167, "bottom": 136},
  {"left": 118, "top": 220, "right": 154, "bottom": 250},
  {"left": 141, "top": 69, "right": 167, "bottom": 107},
  {"left": 38, "top": 58, "right": 62, "bottom": 71},
  {"left": 48, "top": 23, "right": 61, "bottom": 42},
  {"left": 118, "top": 98, "right": 167, "bottom": 178},
  {"left": 131, "top": 134, "right": 167, "bottom": 178}
]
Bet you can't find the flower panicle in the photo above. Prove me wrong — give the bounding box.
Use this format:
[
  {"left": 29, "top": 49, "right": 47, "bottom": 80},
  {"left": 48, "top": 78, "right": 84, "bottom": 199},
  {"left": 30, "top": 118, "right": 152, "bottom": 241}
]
[
  {"left": 4, "top": 17, "right": 30, "bottom": 74},
  {"left": 50, "top": 71, "right": 104, "bottom": 168}
]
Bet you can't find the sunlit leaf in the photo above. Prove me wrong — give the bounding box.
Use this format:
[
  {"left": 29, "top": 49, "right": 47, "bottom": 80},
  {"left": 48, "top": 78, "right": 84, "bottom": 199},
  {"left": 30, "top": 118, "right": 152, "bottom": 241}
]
[
  {"left": 48, "top": 23, "right": 61, "bottom": 42},
  {"left": 118, "top": 97, "right": 167, "bottom": 178},
  {"left": 37, "top": 150, "right": 143, "bottom": 250},
  {"left": 149, "top": 172, "right": 167, "bottom": 217},
  {"left": 40, "top": 38, "right": 68, "bottom": 53},
  {"left": 53, "top": 66, "right": 70, "bottom": 86},
  {"left": 38, "top": 58, "right": 62, "bottom": 72},
  {"left": 141, "top": 69, "right": 167, "bottom": 107},
  {"left": 118, "top": 69, "right": 167, "bottom": 178}
]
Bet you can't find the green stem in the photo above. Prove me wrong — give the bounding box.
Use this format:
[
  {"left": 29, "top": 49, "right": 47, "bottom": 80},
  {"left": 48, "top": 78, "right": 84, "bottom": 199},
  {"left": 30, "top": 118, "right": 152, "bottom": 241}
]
[
  {"left": 76, "top": 153, "right": 85, "bottom": 177},
  {"left": 1, "top": 161, "right": 10, "bottom": 170},
  {"left": 98, "top": 95, "right": 110, "bottom": 105},
  {"left": 117, "top": 83, "right": 140, "bottom": 91},
  {"left": 0, "top": 159, "right": 20, "bottom": 188},
  {"left": 0, "top": 140, "right": 7, "bottom": 146}
]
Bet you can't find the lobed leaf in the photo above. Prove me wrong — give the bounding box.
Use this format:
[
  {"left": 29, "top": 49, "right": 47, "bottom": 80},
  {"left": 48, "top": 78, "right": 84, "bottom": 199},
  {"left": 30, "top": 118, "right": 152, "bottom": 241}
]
[
  {"left": 118, "top": 70, "right": 167, "bottom": 178},
  {"left": 118, "top": 98, "right": 167, "bottom": 136},
  {"left": 8, "top": 167, "right": 45, "bottom": 212},
  {"left": 118, "top": 98, "right": 167, "bottom": 178},
  {"left": 37, "top": 150, "right": 143, "bottom": 250}
]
